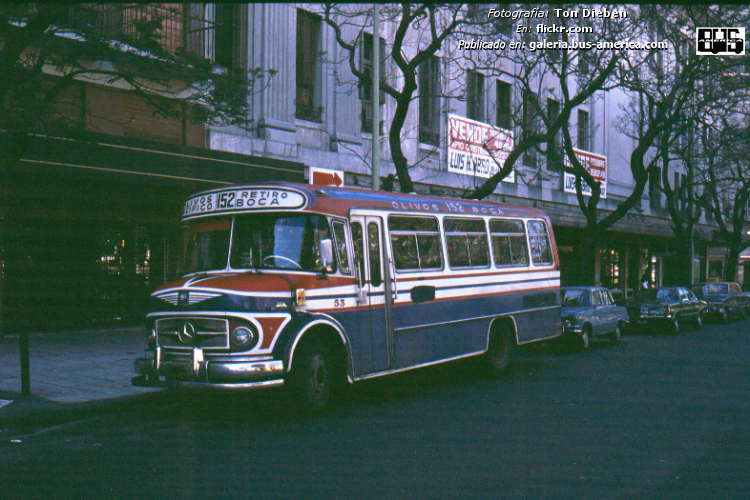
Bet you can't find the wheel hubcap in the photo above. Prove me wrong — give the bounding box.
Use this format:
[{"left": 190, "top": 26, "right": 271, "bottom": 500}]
[{"left": 307, "top": 354, "right": 329, "bottom": 401}]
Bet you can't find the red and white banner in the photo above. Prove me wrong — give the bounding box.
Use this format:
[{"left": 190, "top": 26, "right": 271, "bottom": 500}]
[
  {"left": 563, "top": 148, "right": 607, "bottom": 199},
  {"left": 448, "top": 114, "right": 515, "bottom": 183}
]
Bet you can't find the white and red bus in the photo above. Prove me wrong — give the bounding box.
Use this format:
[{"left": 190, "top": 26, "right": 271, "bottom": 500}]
[{"left": 133, "top": 183, "right": 561, "bottom": 409}]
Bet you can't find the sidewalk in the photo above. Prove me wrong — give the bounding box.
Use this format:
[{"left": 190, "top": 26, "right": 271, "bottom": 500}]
[{"left": 0, "top": 325, "right": 158, "bottom": 423}]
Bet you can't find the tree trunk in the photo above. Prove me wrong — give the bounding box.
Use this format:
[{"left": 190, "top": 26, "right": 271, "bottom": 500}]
[
  {"left": 387, "top": 85, "right": 416, "bottom": 193},
  {"left": 725, "top": 247, "right": 740, "bottom": 282},
  {"left": 578, "top": 227, "right": 598, "bottom": 286}
]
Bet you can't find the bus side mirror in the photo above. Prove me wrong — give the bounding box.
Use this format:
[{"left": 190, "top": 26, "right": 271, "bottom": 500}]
[{"left": 320, "top": 239, "right": 334, "bottom": 272}]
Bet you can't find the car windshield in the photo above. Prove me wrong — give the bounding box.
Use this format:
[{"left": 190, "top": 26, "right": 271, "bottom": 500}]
[
  {"left": 640, "top": 289, "right": 679, "bottom": 302},
  {"left": 562, "top": 289, "right": 589, "bottom": 306},
  {"left": 695, "top": 284, "right": 729, "bottom": 296},
  {"left": 181, "top": 213, "right": 333, "bottom": 275}
]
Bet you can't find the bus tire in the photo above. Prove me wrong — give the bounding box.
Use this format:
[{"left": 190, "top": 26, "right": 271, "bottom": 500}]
[
  {"left": 288, "top": 338, "right": 339, "bottom": 412},
  {"left": 286, "top": 336, "right": 347, "bottom": 413},
  {"left": 484, "top": 323, "right": 514, "bottom": 376}
]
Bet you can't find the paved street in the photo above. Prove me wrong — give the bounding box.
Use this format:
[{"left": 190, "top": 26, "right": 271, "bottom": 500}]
[{"left": 1, "top": 320, "right": 749, "bottom": 500}]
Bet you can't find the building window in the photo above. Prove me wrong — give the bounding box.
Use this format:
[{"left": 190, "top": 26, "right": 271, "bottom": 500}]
[
  {"left": 496, "top": 80, "right": 512, "bottom": 130},
  {"left": 674, "top": 172, "right": 687, "bottom": 213},
  {"left": 649, "top": 166, "right": 662, "bottom": 211},
  {"left": 296, "top": 9, "right": 323, "bottom": 123},
  {"left": 523, "top": 90, "right": 538, "bottom": 167},
  {"left": 418, "top": 55, "right": 441, "bottom": 146},
  {"left": 577, "top": 109, "right": 590, "bottom": 151},
  {"left": 361, "top": 32, "right": 386, "bottom": 132},
  {"left": 578, "top": 30, "right": 594, "bottom": 74},
  {"left": 601, "top": 246, "right": 621, "bottom": 290},
  {"left": 467, "top": 70, "right": 485, "bottom": 122},
  {"left": 547, "top": 98, "right": 561, "bottom": 171},
  {"left": 213, "top": 5, "right": 248, "bottom": 103}
]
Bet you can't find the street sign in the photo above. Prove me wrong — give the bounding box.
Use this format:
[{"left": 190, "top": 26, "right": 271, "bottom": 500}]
[{"left": 309, "top": 167, "right": 344, "bottom": 187}]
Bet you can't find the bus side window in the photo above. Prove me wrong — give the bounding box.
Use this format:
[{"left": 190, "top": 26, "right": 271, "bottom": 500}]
[
  {"left": 489, "top": 219, "right": 529, "bottom": 267},
  {"left": 331, "top": 220, "right": 351, "bottom": 275},
  {"left": 445, "top": 218, "right": 489, "bottom": 269},
  {"left": 351, "top": 222, "right": 364, "bottom": 265},
  {"left": 367, "top": 222, "right": 382, "bottom": 287},
  {"left": 389, "top": 216, "right": 443, "bottom": 271},
  {"left": 528, "top": 220, "right": 553, "bottom": 266}
]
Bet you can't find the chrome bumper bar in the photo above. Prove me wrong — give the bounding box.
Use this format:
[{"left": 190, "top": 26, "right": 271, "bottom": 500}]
[{"left": 133, "top": 350, "right": 285, "bottom": 390}]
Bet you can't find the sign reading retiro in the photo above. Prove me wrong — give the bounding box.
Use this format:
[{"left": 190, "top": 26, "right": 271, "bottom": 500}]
[{"left": 448, "top": 114, "right": 515, "bottom": 183}]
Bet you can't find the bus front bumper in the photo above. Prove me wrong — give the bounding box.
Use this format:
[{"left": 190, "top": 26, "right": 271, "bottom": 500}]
[{"left": 132, "top": 352, "right": 285, "bottom": 390}]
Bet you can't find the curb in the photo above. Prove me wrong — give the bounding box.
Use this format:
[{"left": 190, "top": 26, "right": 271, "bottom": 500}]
[{"left": 0, "top": 389, "right": 165, "bottom": 433}]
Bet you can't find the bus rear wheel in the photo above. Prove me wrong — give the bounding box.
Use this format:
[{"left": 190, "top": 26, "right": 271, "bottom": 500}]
[{"left": 484, "top": 323, "right": 514, "bottom": 376}]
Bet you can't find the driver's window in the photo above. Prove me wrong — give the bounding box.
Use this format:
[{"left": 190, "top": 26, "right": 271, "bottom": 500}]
[
  {"left": 591, "top": 290, "right": 602, "bottom": 306},
  {"left": 600, "top": 290, "right": 612, "bottom": 305},
  {"left": 732, "top": 284, "right": 741, "bottom": 295}
]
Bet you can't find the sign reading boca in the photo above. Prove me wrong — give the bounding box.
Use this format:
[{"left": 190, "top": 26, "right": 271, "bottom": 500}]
[
  {"left": 563, "top": 148, "right": 607, "bottom": 199},
  {"left": 448, "top": 114, "right": 515, "bottom": 183},
  {"left": 182, "top": 187, "right": 307, "bottom": 219}
]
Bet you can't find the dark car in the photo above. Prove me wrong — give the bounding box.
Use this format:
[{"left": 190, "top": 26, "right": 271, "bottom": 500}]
[
  {"left": 628, "top": 286, "right": 706, "bottom": 334},
  {"left": 561, "top": 287, "right": 629, "bottom": 350},
  {"left": 691, "top": 282, "right": 750, "bottom": 322}
]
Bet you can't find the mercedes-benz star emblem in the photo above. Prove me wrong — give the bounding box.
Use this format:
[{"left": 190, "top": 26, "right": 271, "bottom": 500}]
[{"left": 178, "top": 322, "right": 196, "bottom": 344}]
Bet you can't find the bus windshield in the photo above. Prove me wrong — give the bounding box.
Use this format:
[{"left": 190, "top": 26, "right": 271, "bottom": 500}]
[{"left": 181, "top": 213, "right": 333, "bottom": 275}]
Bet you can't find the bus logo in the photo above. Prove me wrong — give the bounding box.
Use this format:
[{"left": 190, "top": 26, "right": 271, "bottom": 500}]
[
  {"left": 178, "top": 322, "right": 196, "bottom": 344},
  {"left": 696, "top": 27, "right": 745, "bottom": 55}
]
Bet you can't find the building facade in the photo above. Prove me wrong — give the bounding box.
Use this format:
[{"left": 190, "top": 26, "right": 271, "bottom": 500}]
[
  {"left": 2, "top": 3, "right": 747, "bottom": 332},
  {"left": 205, "top": 4, "right": 749, "bottom": 299}
]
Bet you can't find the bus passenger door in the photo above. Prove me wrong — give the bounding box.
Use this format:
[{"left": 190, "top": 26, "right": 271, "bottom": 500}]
[{"left": 351, "top": 213, "right": 393, "bottom": 374}]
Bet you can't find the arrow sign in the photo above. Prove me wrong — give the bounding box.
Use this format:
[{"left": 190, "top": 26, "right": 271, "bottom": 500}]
[{"left": 310, "top": 167, "right": 344, "bottom": 187}]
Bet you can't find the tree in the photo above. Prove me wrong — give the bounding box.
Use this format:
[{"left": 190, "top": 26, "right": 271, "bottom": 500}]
[
  {"left": 322, "top": 3, "right": 471, "bottom": 193},
  {"left": 453, "top": 4, "right": 630, "bottom": 200},
  {"left": 0, "top": 4, "right": 275, "bottom": 394},
  {"left": 625, "top": 5, "right": 750, "bottom": 284},
  {"left": 693, "top": 114, "right": 750, "bottom": 282},
  {"left": 557, "top": 4, "right": 750, "bottom": 285},
  {"left": 1, "top": 3, "right": 273, "bottom": 155}
]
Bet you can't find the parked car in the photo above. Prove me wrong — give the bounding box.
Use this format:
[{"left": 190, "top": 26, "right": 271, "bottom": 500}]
[
  {"left": 561, "top": 286, "right": 629, "bottom": 350},
  {"left": 691, "top": 282, "right": 750, "bottom": 322},
  {"left": 627, "top": 287, "right": 706, "bottom": 333}
]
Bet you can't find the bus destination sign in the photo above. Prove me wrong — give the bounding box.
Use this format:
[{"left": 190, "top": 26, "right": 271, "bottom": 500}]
[{"left": 183, "top": 188, "right": 308, "bottom": 219}]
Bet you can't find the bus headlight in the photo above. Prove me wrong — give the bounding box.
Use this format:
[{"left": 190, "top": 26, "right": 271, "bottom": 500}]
[{"left": 231, "top": 325, "right": 258, "bottom": 348}]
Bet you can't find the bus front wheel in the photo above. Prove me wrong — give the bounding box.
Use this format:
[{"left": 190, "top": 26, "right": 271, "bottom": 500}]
[
  {"left": 289, "top": 339, "right": 336, "bottom": 412},
  {"left": 484, "top": 323, "right": 514, "bottom": 375}
]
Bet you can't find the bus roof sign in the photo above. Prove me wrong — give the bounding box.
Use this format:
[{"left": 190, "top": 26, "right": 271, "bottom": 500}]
[{"left": 182, "top": 187, "right": 308, "bottom": 220}]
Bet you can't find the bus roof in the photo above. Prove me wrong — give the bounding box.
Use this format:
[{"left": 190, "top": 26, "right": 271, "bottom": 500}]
[{"left": 181, "top": 182, "right": 549, "bottom": 221}]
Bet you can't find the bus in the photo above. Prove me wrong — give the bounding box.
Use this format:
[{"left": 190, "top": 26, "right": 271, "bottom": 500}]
[{"left": 133, "top": 182, "right": 561, "bottom": 410}]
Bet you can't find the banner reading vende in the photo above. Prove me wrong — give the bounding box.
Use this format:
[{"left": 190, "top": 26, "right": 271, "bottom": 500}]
[
  {"left": 563, "top": 148, "right": 607, "bottom": 199},
  {"left": 448, "top": 114, "right": 515, "bottom": 183}
]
